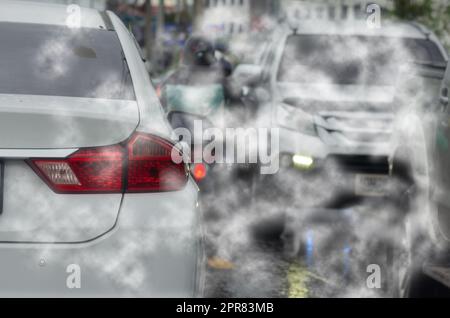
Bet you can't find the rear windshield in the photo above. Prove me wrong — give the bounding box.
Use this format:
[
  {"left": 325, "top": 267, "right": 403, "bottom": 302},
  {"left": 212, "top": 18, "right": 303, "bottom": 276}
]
[
  {"left": 0, "top": 22, "right": 135, "bottom": 100},
  {"left": 278, "top": 34, "right": 446, "bottom": 85}
]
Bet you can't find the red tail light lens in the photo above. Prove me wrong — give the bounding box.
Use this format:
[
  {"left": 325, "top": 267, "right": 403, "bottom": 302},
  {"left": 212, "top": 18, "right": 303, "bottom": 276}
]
[
  {"left": 127, "top": 133, "right": 188, "bottom": 192},
  {"left": 29, "top": 133, "right": 187, "bottom": 194},
  {"left": 31, "top": 146, "right": 123, "bottom": 193}
]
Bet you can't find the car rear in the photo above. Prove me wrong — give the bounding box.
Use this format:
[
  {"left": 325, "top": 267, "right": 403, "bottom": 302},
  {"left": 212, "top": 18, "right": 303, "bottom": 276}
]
[{"left": 0, "top": 3, "right": 202, "bottom": 297}]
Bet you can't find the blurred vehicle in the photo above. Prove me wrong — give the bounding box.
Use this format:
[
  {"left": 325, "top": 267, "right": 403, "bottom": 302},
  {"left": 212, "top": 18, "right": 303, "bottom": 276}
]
[
  {"left": 390, "top": 60, "right": 450, "bottom": 296},
  {"left": 159, "top": 36, "right": 254, "bottom": 188},
  {"left": 159, "top": 36, "right": 261, "bottom": 262},
  {"left": 234, "top": 20, "right": 448, "bottom": 292},
  {"left": 159, "top": 36, "right": 228, "bottom": 188},
  {"left": 0, "top": 1, "right": 203, "bottom": 297}
]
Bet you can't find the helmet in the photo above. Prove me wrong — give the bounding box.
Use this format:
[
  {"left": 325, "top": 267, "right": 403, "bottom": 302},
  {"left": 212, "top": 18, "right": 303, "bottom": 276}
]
[{"left": 183, "top": 36, "right": 216, "bottom": 66}]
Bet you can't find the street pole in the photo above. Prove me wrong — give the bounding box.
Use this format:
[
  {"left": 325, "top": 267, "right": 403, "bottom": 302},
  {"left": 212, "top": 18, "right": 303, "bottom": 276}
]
[
  {"left": 144, "top": 0, "right": 153, "bottom": 61},
  {"left": 193, "top": 0, "right": 204, "bottom": 32},
  {"left": 157, "top": 0, "right": 165, "bottom": 40}
]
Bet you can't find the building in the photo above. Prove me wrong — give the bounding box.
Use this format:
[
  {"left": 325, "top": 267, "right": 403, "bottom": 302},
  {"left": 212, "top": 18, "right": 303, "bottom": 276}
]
[
  {"left": 200, "top": 0, "right": 251, "bottom": 35},
  {"left": 199, "top": 0, "right": 281, "bottom": 35}
]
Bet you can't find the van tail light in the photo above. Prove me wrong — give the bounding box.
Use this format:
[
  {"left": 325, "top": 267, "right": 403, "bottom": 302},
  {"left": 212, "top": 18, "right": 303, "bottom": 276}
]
[{"left": 29, "top": 133, "right": 188, "bottom": 194}]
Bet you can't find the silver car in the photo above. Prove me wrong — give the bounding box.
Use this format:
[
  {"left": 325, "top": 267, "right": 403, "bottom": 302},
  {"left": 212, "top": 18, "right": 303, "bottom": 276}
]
[
  {"left": 236, "top": 19, "right": 447, "bottom": 209},
  {"left": 233, "top": 19, "right": 448, "bottom": 295},
  {"left": 0, "top": 1, "right": 203, "bottom": 297}
]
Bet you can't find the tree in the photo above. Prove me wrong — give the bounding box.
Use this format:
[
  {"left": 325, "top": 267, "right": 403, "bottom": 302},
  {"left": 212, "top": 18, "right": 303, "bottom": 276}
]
[
  {"left": 393, "top": 0, "right": 450, "bottom": 49},
  {"left": 393, "top": 0, "right": 432, "bottom": 20}
]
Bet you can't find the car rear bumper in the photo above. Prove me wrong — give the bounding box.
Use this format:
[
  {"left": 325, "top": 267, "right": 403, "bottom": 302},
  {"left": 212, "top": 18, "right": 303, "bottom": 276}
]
[{"left": 0, "top": 181, "right": 203, "bottom": 298}]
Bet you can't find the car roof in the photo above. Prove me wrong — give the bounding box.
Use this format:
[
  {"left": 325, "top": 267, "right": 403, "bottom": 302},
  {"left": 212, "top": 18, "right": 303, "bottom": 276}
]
[
  {"left": 284, "top": 19, "right": 449, "bottom": 62},
  {"left": 0, "top": 0, "right": 108, "bottom": 30},
  {"left": 288, "top": 20, "right": 429, "bottom": 39}
]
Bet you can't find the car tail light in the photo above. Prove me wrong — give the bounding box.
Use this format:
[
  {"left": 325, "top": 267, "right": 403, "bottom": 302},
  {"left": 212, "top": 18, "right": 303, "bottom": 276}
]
[
  {"left": 29, "top": 133, "right": 187, "bottom": 194},
  {"left": 126, "top": 133, "right": 187, "bottom": 192},
  {"left": 192, "top": 163, "right": 207, "bottom": 181}
]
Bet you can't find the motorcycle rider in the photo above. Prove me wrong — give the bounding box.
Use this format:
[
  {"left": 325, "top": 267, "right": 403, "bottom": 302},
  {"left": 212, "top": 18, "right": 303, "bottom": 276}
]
[{"left": 159, "top": 35, "right": 243, "bottom": 117}]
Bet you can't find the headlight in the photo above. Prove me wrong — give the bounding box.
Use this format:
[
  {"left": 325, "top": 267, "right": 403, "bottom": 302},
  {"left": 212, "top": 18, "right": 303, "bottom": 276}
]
[
  {"left": 279, "top": 153, "right": 315, "bottom": 170},
  {"left": 292, "top": 154, "right": 314, "bottom": 169},
  {"left": 276, "top": 103, "right": 316, "bottom": 135}
]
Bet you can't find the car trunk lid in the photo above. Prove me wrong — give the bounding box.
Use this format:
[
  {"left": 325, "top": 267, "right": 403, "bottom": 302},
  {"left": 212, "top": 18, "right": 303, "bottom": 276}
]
[
  {"left": 0, "top": 94, "right": 139, "bottom": 243},
  {"left": 0, "top": 94, "right": 139, "bottom": 149}
]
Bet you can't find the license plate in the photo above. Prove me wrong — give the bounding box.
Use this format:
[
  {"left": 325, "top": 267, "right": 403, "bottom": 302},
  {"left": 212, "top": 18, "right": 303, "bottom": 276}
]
[{"left": 354, "top": 174, "right": 389, "bottom": 197}]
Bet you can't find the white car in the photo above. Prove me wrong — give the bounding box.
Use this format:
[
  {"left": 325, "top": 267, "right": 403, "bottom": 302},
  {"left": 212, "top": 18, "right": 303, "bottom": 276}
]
[
  {"left": 233, "top": 19, "right": 448, "bottom": 295},
  {"left": 237, "top": 19, "right": 447, "bottom": 207},
  {"left": 0, "top": 1, "right": 203, "bottom": 297}
]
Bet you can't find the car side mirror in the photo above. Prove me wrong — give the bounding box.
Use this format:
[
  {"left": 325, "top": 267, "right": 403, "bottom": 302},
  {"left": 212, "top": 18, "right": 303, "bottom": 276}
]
[{"left": 232, "top": 64, "right": 263, "bottom": 88}]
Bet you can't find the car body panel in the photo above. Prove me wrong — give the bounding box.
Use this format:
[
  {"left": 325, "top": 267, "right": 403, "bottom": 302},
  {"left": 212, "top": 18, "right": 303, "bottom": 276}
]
[
  {"left": 0, "top": 94, "right": 139, "bottom": 149},
  {"left": 108, "top": 12, "right": 173, "bottom": 139},
  {"left": 0, "top": 181, "right": 201, "bottom": 297},
  {"left": 277, "top": 83, "right": 396, "bottom": 104},
  {"left": 390, "top": 64, "right": 447, "bottom": 250},
  {"left": 0, "top": 160, "right": 121, "bottom": 242},
  {"left": 431, "top": 64, "right": 450, "bottom": 245}
]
